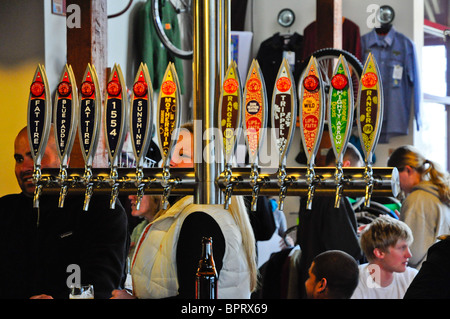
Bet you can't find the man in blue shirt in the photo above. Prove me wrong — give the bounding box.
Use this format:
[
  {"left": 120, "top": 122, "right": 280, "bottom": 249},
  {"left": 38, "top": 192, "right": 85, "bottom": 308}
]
[{"left": 361, "top": 26, "right": 421, "bottom": 143}]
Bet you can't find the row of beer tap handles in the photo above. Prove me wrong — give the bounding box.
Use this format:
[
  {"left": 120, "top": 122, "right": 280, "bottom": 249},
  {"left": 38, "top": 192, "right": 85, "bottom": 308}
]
[
  {"left": 220, "top": 53, "right": 385, "bottom": 211},
  {"left": 27, "top": 52, "right": 389, "bottom": 212}
]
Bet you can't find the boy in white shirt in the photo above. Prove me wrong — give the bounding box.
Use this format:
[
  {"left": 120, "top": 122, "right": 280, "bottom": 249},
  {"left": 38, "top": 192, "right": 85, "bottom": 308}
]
[{"left": 351, "top": 216, "right": 418, "bottom": 299}]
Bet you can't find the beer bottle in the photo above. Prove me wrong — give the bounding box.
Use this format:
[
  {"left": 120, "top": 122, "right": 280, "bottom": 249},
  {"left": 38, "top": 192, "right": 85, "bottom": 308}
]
[{"left": 195, "top": 237, "right": 218, "bottom": 299}]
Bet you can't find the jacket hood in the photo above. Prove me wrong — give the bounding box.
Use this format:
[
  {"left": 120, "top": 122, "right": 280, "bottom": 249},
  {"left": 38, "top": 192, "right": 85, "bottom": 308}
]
[{"left": 412, "top": 181, "right": 449, "bottom": 206}]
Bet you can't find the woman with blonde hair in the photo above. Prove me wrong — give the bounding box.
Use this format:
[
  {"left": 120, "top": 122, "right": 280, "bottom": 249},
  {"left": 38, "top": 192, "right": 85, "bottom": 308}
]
[
  {"left": 111, "top": 122, "right": 258, "bottom": 298},
  {"left": 387, "top": 145, "right": 450, "bottom": 269}
]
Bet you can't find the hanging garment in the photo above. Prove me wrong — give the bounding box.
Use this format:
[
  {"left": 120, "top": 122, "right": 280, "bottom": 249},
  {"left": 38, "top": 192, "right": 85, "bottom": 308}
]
[
  {"left": 137, "top": 0, "right": 185, "bottom": 93},
  {"left": 256, "top": 32, "right": 304, "bottom": 126},
  {"left": 302, "top": 18, "right": 362, "bottom": 62},
  {"left": 361, "top": 26, "right": 421, "bottom": 143},
  {"left": 231, "top": 0, "right": 248, "bottom": 31}
]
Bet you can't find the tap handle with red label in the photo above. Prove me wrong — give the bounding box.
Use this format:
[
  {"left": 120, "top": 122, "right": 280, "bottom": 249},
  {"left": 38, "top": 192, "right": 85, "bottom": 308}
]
[
  {"left": 130, "top": 62, "right": 154, "bottom": 210},
  {"left": 271, "top": 58, "right": 297, "bottom": 211},
  {"left": 157, "top": 62, "right": 181, "bottom": 209},
  {"left": 104, "top": 64, "right": 128, "bottom": 209},
  {"left": 299, "top": 57, "right": 326, "bottom": 210},
  {"left": 54, "top": 64, "right": 79, "bottom": 208},
  {"left": 243, "top": 59, "right": 268, "bottom": 212},
  {"left": 327, "top": 55, "right": 354, "bottom": 208},
  {"left": 78, "top": 63, "right": 102, "bottom": 211},
  {"left": 357, "top": 53, "right": 384, "bottom": 207},
  {"left": 218, "top": 61, "right": 242, "bottom": 209},
  {"left": 27, "top": 64, "right": 52, "bottom": 208}
]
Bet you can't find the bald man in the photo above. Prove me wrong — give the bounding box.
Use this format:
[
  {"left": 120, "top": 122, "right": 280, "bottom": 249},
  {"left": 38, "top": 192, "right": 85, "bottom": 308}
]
[
  {"left": 14, "top": 126, "right": 60, "bottom": 197},
  {"left": 0, "top": 126, "right": 129, "bottom": 299}
]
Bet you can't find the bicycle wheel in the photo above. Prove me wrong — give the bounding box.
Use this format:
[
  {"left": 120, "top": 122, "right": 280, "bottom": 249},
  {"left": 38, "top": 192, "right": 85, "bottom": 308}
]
[
  {"left": 300, "top": 48, "right": 363, "bottom": 106},
  {"left": 152, "top": 0, "right": 193, "bottom": 59}
]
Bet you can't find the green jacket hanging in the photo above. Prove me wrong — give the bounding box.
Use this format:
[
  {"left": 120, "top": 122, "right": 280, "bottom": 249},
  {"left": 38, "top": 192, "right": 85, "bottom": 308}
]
[{"left": 138, "top": 0, "right": 185, "bottom": 94}]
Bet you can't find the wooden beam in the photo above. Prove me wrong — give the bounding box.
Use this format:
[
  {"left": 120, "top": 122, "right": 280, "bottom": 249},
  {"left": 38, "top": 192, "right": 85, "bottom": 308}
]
[
  {"left": 316, "top": 0, "right": 342, "bottom": 49},
  {"left": 66, "top": 0, "right": 108, "bottom": 168}
]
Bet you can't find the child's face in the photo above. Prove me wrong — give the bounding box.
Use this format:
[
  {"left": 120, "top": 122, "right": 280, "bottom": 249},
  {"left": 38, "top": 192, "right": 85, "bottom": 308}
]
[{"left": 381, "top": 239, "right": 412, "bottom": 273}]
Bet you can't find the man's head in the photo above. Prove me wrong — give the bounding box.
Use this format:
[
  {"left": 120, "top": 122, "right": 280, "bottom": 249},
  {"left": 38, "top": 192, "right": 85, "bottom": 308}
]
[
  {"left": 305, "top": 250, "right": 359, "bottom": 299},
  {"left": 14, "top": 126, "right": 60, "bottom": 197},
  {"left": 360, "top": 216, "right": 413, "bottom": 272},
  {"left": 169, "top": 122, "right": 194, "bottom": 168},
  {"left": 325, "top": 143, "right": 364, "bottom": 167}
]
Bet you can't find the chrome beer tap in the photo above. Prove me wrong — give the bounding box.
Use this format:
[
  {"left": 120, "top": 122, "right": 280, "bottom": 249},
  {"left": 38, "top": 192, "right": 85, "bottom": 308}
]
[
  {"left": 243, "top": 60, "right": 267, "bottom": 211},
  {"left": 130, "top": 63, "right": 154, "bottom": 210},
  {"left": 327, "top": 55, "right": 354, "bottom": 208},
  {"left": 357, "top": 53, "right": 384, "bottom": 208},
  {"left": 54, "top": 64, "right": 79, "bottom": 208},
  {"left": 27, "top": 64, "right": 52, "bottom": 208},
  {"left": 271, "top": 58, "right": 297, "bottom": 211},
  {"left": 104, "top": 64, "right": 128, "bottom": 209},
  {"left": 299, "top": 57, "right": 326, "bottom": 210},
  {"left": 218, "top": 61, "right": 242, "bottom": 209},
  {"left": 78, "top": 64, "right": 101, "bottom": 211},
  {"left": 157, "top": 63, "right": 181, "bottom": 209}
]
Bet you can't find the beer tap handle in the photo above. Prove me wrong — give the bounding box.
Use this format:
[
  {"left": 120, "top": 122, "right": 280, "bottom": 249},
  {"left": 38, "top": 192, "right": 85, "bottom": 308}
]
[
  {"left": 271, "top": 58, "right": 297, "bottom": 213},
  {"left": 334, "top": 164, "right": 344, "bottom": 208},
  {"left": 299, "top": 57, "right": 326, "bottom": 211},
  {"left": 34, "top": 184, "right": 43, "bottom": 209},
  {"left": 224, "top": 183, "right": 234, "bottom": 210},
  {"left": 130, "top": 62, "right": 154, "bottom": 210},
  {"left": 243, "top": 60, "right": 267, "bottom": 213},
  {"left": 110, "top": 185, "right": 120, "bottom": 210},
  {"left": 364, "top": 164, "right": 374, "bottom": 207},
  {"left": 28, "top": 64, "right": 52, "bottom": 209},
  {"left": 306, "top": 185, "right": 316, "bottom": 211},
  {"left": 135, "top": 168, "right": 145, "bottom": 210},
  {"left": 59, "top": 184, "right": 68, "bottom": 208},
  {"left": 82, "top": 165, "right": 94, "bottom": 211},
  {"left": 161, "top": 166, "right": 178, "bottom": 210},
  {"left": 277, "top": 166, "right": 288, "bottom": 211},
  {"left": 357, "top": 53, "right": 384, "bottom": 208},
  {"left": 58, "top": 166, "right": 69, "bottom": 208},
  {"left": 218, "top": 61, "right": 242, "bottom": 209},
  {"left": 278, "top": 183, "right": 288, "bottom": 212},
  {"left": 54, "top": 64, "right": 79, "bottom": 208},
  {"left": 249, "top": 164, "right": 260, "bottom": 212},
  {"left": 157, "top": 63, "right": 182, "bottom": 209},
  {"left": 79, "top": 63, "right": 102, "bottom": 210},
  {"left": 104, "top": 64, "right": 128, "bottom": 209},
  {"left": 250, "top": 185, "right": 261, "bottom": 212},
  {"left": 109, "top": 167, "right": 120, "bottom": 209},
  {"left": 222, "top": 165, "right": 235, "bottom": 209},
  {"left": 162, "top": 185, "right": 172, "bottom": 210},
  {"left": 83, "top": 185, "right": 94, "bottom": 212},
  {"left": 327, "top": 55, "right": 355, "bottom": 209},
  {"left": 306, "top": 166, "right": 316, "bottom": 210},
  {"left": 32, "top": 166, "right": 43, "bottom": 208},
  {"left": 136, "top": 184, "right": 145, "bottom": 211}
]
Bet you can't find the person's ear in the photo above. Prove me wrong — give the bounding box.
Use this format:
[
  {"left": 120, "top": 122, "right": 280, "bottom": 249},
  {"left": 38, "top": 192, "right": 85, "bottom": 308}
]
[
  {"left": 317, "top": 278, "right": 327, "bottom": 293},
  {"left": 373, "top": 248, "right": 385, "bottom": 259},
  {"left": 404, "top": 165, "right": 415, "bottom": 175},
  {"left": 342, "top": 159, "right": 351, "bottom": 167}
]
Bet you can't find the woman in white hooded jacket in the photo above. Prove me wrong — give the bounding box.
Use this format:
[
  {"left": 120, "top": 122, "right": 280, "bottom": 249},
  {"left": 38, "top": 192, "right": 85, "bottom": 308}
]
[
  {"left": 388, "top": 145, "right": 450, "bottom": 269},
  {"left": 111, "top": 123, "right": 258, "bottom": 299}
]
